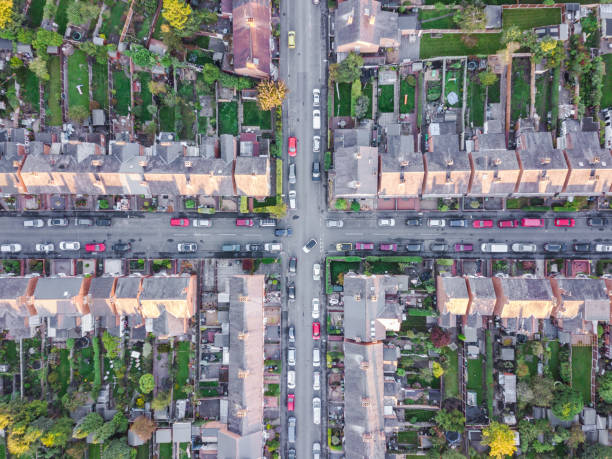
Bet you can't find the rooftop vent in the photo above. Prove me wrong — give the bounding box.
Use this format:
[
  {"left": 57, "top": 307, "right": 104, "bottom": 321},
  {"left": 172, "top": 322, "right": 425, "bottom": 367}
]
[
  {"left": 540, "top": 157, "right": 551, "bottom": 165},
  {"left": 184, "top": 160, "right": 192, "bottom": 167}
]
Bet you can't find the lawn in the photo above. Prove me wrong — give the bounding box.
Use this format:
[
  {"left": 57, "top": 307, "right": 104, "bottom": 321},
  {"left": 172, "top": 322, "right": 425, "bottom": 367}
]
[
  {"left": 67, "top": 50, "right": 90, "bottom": 111},
  {"left": 55, "top": 0, "right": 70, "bottom": 35},
  {"left": 572, "top": 345, "right": 592, "bottom": 403},
  {"left": 511, "top": 58, "right": 530, "bottom": 123},
  {"left": 159, "top": 106, "right": 175, "bottom": 132},
  {"left": 113, "top": 70, "right": 131, "bottom": 116},
  {"left": 467, "top": 356, "right": 483, "bottom": 404},
  {"left": 174, "top": 341, "right": 190, "bottom": 399},
  {"left": 218, "top": 102, "right": 238, "bottom": 135},
  {"left": 445, "top": 65, "right": 463, "bottom": 107},
  {"left": 135, "top": 72, "right": 152, "bottom": 122},
  {"left": 443, "top": 348, "right": 459, "bottom": 399},
  {"left": 100, "top": 1, "right": 128, "bottom": 39},
  {"left": 397, "top": 430, "right": 419, "bottom": 444},
  {"left": 404, "top": 409, "right": 437, "bottom": 422},
  {"left": 186, "top": 49, "right": 214, "bottom": 66},
  {"left": 420, "top": 33, "right": 503, "bottom": 59},
  {"left": 601, "top": 54, "right": 612, "bottom": 109},
  {"left": 330, "top": 261, "right": 360, "bottom": 284},
  {"left": 467, "top": 76, "right": 485, "bottom": 126},
  {"left": 488, "top": 78, "right": 501, "bottom": 104},
  {"left": 399, "top": 79, "right": 415, "bottom": 114},
  {"left": 332, "top": 82, "right": 351, "bottom": 117},
  {"left": 400, "top": 314, "right": 427, "bottom": 332},
  {"left": 89, "top": 444, "right": 101, "bottom": 459},
  {"left": 159, "top": 443, "right": 172, "bottom": 459},
  {"left": 518, "top": 343, "right": 538, "bottom": 378},
  {"left": 378, "top": 84, "right": 394, "bottom": 113},
  {"left": 549, "top": 340, "right": 560, "bottom": 381},
  {"left": 27, "top": 0, "right": 45, "bottom": 27},
  {"left": 136, "top": 443, "right": 149, "bottom": 459},
  {"left": 486, "top": 331, "right": 494, "bottom": 415},
  {"left": 419, "top": 7, "right": 457, "bottom": 29},
  {"left": 243, "top": 101, "right": 272, "bottom": 129},
  {"left": 46, "top": 56, "right": 63, "bottom": 125},
  {"left": 78, "top": 346, "right": 94, "bottom": 381},
  {"left": 17, "top": 68, "right": 39, "bottom": 113},
  {"left": 535, "top": 73, "right": 552, "bottom": 122},
  {"left": 92, "top": 60, "right": 108, "bottom": 109},
  {"left": 502, "top": 8, "right": 561, "bottom": 30},
  {"left": 179, "top": 102, "right": 196, "bottom": 141}
]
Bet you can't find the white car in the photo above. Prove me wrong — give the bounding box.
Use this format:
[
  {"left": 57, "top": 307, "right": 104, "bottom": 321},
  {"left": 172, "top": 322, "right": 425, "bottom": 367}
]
[
  {"left": 289, "top": 163, "right": 296, "bottom": 184},
  {"left": 312, "top": 348, "right": 320, "bottom": 367},
  {"left": 596, "top": 244, "right": 612, "bottom": 252},
  {"left": 24, "top": 219, "right": 44, "bottom": 228},
  {"left": 313, "top": 263, "right": 321, "bottom": 281},
  {"left": 313, "top": 109, "right": 320, "bottom": 130},
  {"left": 313, "top": 371, "right": 320, "bottom": 391},
  {"left": 289, "top": 190, "right": 296, "bottom": 210},
  {"left": 512, "top": 243, "right": 537, "bottom": 253},
  {"left": 312, "top": 298, "right": 320, "bottom": 318},
  {"left": 313, "top": 88, "right": 320, "bottom": 106},
  {"left": 428, "top": 218, "right": 446, "bottom": 227},
  {"left": 192, "top": 219, "right": 212, "bottom": 227},
  {"left": 287, "top": 370, "right": 296, "bottom": 389},
  {"left": 326, "top": 219, "right": 344, "bottom": 228},
  {"left": 313, "top": 135, "right": 320, "bottom": 153},
  {"left": 288, "top": 347, "right": 296, "bottom": 367},
  {"left": 0, "top": 243, "right": 21, "bottom": 253},
  {"left": 35, "top": 243, "right": 54, "bottom": 253},
  {"left": 313, "top": 397, "right": 321, "bottom": 425},
  {"left": 303, "top": 238, "right": 317, "bottom": 253},
  {"left": 378, "top": 218, "right": 395, "bottom": 227},
  {"left": 59, "top": 241, "right": 80, "bottom": 251}
]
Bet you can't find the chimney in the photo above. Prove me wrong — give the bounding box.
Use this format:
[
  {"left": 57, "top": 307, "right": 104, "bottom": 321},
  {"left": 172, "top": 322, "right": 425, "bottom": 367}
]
[
  {"left": 91, "top": 159, "right": 103, "bottom": 167},
  {"left": 237, "top": 409, "right": 247, "bottom": 418},
  {"left": 238, "top": 369, "right": 248, "bottom": 378},
  {"left": 369, "top": 15, "right": 375, "bottom": 25},
  {"left": 493, "top": 158, "right": 502, "bottom": 166},
  {"left": 355, "top": 151, "right": 362, "bottom": 159},
  {"left": 446, "top": 159, "right": 454, "bottom": 167},
  {"left": 184, "top": 160, "right": 192, "bottom": 168},
  {"left": 138, "top": 160, "right": 148, "bottom": 167},
  {"left": 361, "top": 398, "right": 371, "bottom": 407},
  {"left": 360, "top": 360, "right": 369, "bottom": 370},
  {"left": 237, "top": 331, "right": 248, "bottom": 340},
  {"left": 540, "top": 157, "right": 551, "bottom": 165},
  {"left": 592, "top": 156, "right": 601, "bottom": 165}
]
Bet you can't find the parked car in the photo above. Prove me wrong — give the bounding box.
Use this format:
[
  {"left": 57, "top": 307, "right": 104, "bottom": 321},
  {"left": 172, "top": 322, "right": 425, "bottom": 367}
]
[
  {"left": 24, "top": 219, "right": 44, "bottom": 228},
  {"left": 312, "top": 348, "right": 320, "bottom": 367},
  {"left": 428, "top": 218, "right": 446, "bottom": 227},
  {"left": 313, "top": 109, "right": 321, "bottom": 130},
  {"left": 177, "top": 242, "right": 197, "bottom": 253},
  {"left": 289, "top": 190, "right": 296, "bottom": 209},
  {"left": 259, "top": 219, "right": 276, "bottom": 228},
  {"left": 75, "top": 218, "right": 94, "bottom": 226},
  {"left": 336, "top": 242, "right": 353, "bottom": 251},
  {"left": 312, "top": 161, "right": 321, "bottom": 181},
  {"left": 48, "top": 218, "right": 68, "bottom": 227},
  {"left": 512, "top": 243, "right": 537, "bottom": 253},
  {"left": 595, "top": 244, "right": 612, "bottom": 252},
  {"left": 245, "top": 243, "right": 262, "bottom": 252},
  {"left": 289, "top": 257, "right": 297, "bottom": 273},
  {"left": 287, "top": 370, "right": 296, "bottom": 389},
  {"left": 326, "top": 219, "right": 344, "bottom": 228},
  {"left": 96, "top": 217, "right": 112, "bottom": 227},
  {"left": 313, "top": 372, "right": 320, "bottom": 391},
  {"left": 312, "top": 321, "right": 320, "bottom": 340},
  {"left": 312, "top": 298, "right": 320, "bottom": 318},
  {"left": 544, "top": 243, "right": 565, "bottom": 253},
  {"left": 313, "top": 263, "right": 321, "bottom": 281},
  {"left": 313, "top": 442, "right": 321, "bottom": 459},
  {"left": 287, "top": 394, "right": 295, "bottom": 411},
  {"left": 288, "top": 136, "right": 297, "bottom": 157},
  {"left": 498, "top": 219, "right": 519, "bottom": 228},
  {"left": 289, "top": 163, "right": 296, "bottom": 184},
  {"left": 454, "top": 243, "right": 473, "bottom": 252},
  {"left": 481, "top": 243, "right": 508, "bottom": 253},
  {"left": 287, "top": 282, "right": 296, "bottom": 299},
  {"left": 288, "top": 31, "right": 296, "bottom": 48},
  {"left": 275, "top": 228, "right": 293, "bottom": 237},
  {"left": 288, "top": 348, "right": 296, "bottom": 366},
  {"left": 313, "top": 88, "right": 320, "bottom": 106},
  {"left": 236, "top": 218, "right": 254, "bottom": 227},
  {"left": 313, "top": 136, "right": 321, "bottom": 153},
  {"left": 192, "top": 219, "right": 212, "bottom": 227},
  {"left": 430, "top": 242, "right": 448, "bottom": 252},
  {"left": 520, "top": 218, "right": 545, "bottom": 228},
  {"left": 377, "top": 218, "right": 395, "bottom": 227},
  {"left": 0, "top": 244, "right": 21, "bottom": 253},
  {"left": 588, "top": 217, "right": 607, "bottom": 227},
  {"left": 313, "top": 397, "right": 321, "bottom": 425},
  {"left": 574, "top": 243, "right": 591, "bottom": 252},
  {"left": 35, "top": 243, "right": 54, "bottom": 253},
  {"left": 112, "top": 242, "right": 131, "bottom": 252},
  {"left": 448, "top": 219, "right": 467, "bottom": 227},
  {"left": 59, "top": 241, "right": 80, "bottom": 251},
  {"left": 264, "top": 242, "right": 282, "bottom": 252},
  {"left": 406, "top": 243, "right": 422, "bottom": 252},
  {"left": 288, "top": 418, "right": 296, "bottom": 444},
  {"left": 85, "top": 243, "right": 106, "bottom": 252},
  {"left": 473, "top": 219, "right": 493, "bottom": 228},
  {"left": 554, "top": 218, "right": 575, "bottom": 227},
  {"left": 303, "top": 238, "right": 317, "bottom": 253},
  {"left": 288, "top": 326, "right": 295, "bottom": 343},
  {"left": 380, "top": 243, "right": 397, "bottom": 251},
  {"left": 405, "top": 218, "right": 421, "bottom": 226},
  {"left": 222, "top": 244, "right": 241, "bottom": 252},
  {"left": 355, "top": 242, "right": 374, "bottom": 250},
  {"left": 170, "top": 218, "right": 189, "bottom": 227}
]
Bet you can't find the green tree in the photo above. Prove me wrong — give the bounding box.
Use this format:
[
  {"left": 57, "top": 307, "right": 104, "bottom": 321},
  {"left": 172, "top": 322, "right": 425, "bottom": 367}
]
[
  {"left": 552, "top": 385, "right": 583, "bottom": 421},
  {"left": 501, "top": 25, "right": 523, "bottom": 45},
  {"left": 453, "top": 3, "right": 486, "bottom": 32},
  {"left": 479, "top": 70, "right": 498, "bottom": 87},
  {"left": 29, "top": 56, "right": 49, "bottom": 80},
  {"left": 67, "top": 1, "right": 100, "bottom": 25},
  {"left": 79, "top": 42, "right": 108, "bottom": 65},
  {"left": 350, "top": 200, "right": 360, "bottom": 212},
  {"left": 101, "top": 330, "right": 121, "bottom": 359},
  {"left": 41, "top": 417, "right": 73, "bottom": 448},
  {"left": 567, "top": 423, "right": 585, "bottom": 451},
  {"left": 73, "top": 412, "right": 103, "bottom": 439},
  {"left": 151, "top": 391, "right": 171, "bottom": 411},
  {"left": 434, "top": 409, "right": 465, "bottom": 433},
  {"left": 68, "top": 105, "right": 90, "bottom": 123},
  {"left": 202, "top": 62, "right": 220, "bottom": 84},
  {"left": 111, "top": 412, "right": 128, "bottom": 434},
  {"left": 354, "top": 95, "right": 369, "bottom": 119},
  {"left": 101, "top": 437, "right": 131, "bottom": 459},
  {"left": 599, "top": 372, "right": 612, "bottom": 403},
  {"left": 32, "top": 29, "right": 62, "bottom": 52},
  {"left": 329, "top": 52, "right": 363, "bottom": 83},
  {"left": 139, "top": 373, "right": 155, "bottom": 394}
]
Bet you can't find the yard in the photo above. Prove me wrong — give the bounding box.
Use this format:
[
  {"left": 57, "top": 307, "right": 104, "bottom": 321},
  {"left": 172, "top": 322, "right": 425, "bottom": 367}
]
[
  {"left": 378, "top": 84, "right": 394, "bottom": 113},
  {"left": 243, "top": 101, "right": 272, "bottom": 130},
  {"left": 548, "top": 340, "right": 560, "bottom": 381},
  {"left": 100, "top": 1, "right": 128, "bottom": 40},
  {"left": 601, "top": 54, "right": 612, "bottom": 109},
  {"left": 445, "top": 63, "right": 463, "bottom": 107},
  {"left": 174, "top": 341, "right": 191, "bottom": 399},
  {"left": 419, "top": 7, "right": 457, "bottom": 29},
  {"left": 330, "top": 260, "right": 360, "bottom": 285},
  {"left": 404, "top": 408, "right": 437, "bottom": 422},
  {"left": 159, "top": 443, "right": 172, "bottom": 459},
  {"left": 92, "top": 60, "right": 108, "bottom": 109},
  {"left": 511, "top": 58, "right": 530, "bottom": 123},
  {"left": 467, "top": 75, "right": 485, "bottom": 126},
  {"left": 399, "top": 78, "right": 415, "bottom": 114},
  {"left": 57, "top": 349, "right": 70, "bottom": 396},
  {"left": 136, "top": 443, "right": 149, "bottom": 459},
  {"left": 467, "top": 356, "right": 484, "bottom": 404},
  {"left": 218, "top": 102, "right": 238, "bottom": 135},
  {"left": 55, "top": 0, "right": 70, "bottom": 35},
  {"left": 67, "top": 50, "right": 90, "bottom": 111},
  {"left": 420, "top": 33, "right": 503, "bottom": 59},
  {"left": 88, "top": 444, "right": 101, "bottom": 459},
  {"left": 362, "top": 80, "right": 373, "bottom": 118},
  {"left": 442, "top": 348, "right": 459, "bottom": 399},
  {"left": 535, "top": 72, "right": 552, "bottom": 122},
  {"left": 135, "top": 72, "right": 152, "bottom": 122},
  {"left": 332, "top": 82, "right": 351, "bottom": 117},
  {"left": 178, "top": 81, "right": 196, "bottom": 140},
  {"left": 400, "top": 314, "right": 427, "bottom": 333},
  {"left": 27, "top": 0, "right": 45, "bottom": 28},
  {"left": 46, "top": 56, "right": 63, "bottom": 125},
  {"left": 502, "top": 8, "right": 561, "bottom": 30},
  {"left": 572, "top": 345, "right": 592, "bottom": 403},
  {"left": 113, "top": 70, "right": 131, "bottom": 116},
  {"left": 17, "top": 68, "right": 39, "bottom": 113},
  {"left": 159, "top": 106, "right": 175, "bottom": 132}
]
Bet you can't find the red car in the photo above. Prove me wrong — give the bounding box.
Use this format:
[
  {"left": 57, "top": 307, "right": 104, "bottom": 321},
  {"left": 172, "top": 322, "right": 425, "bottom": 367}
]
[
  {"left": 355, "top": 242, "right": 374, "bottom": 250},
  {"left": 454, "top": 243, "right": 473, "bottom": 252},
  {"left": 498, "top": 219, "right": 518, "bottom": 228},
  {"left": 288, "top": 136, "right": 297, "bottom": 157},
  {"left": 287, "top": 394, "right": 295, "bottom": 411},
  {"left": 554, "top": 218, "right": 575, "bottom": 227},
  {"left": 473, "top": 219, "right": 493, "bottom": 228},
  {"left": 312, "top": 321, "right": 321, "bottom": 340},
  {"left": 170, "top": 218, "right": 189, "bottom": 227},
  {"left": 380, "top": 243, "right": 397, "bottom": 252},
  {"left": 235, "top": 218, "right": 254, "bottom": 227},
  {"left": 85, "top": 243, "right": 106, "bottom": 252}
]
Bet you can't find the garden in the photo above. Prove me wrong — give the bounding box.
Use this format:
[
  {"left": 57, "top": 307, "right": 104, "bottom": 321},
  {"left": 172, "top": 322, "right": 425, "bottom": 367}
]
[
  {"left": 332, "top": 82, "right": 351, "bottom": 117},
  {"left": 218, "top": 102, "right": 238, "bottom": 135},
  {"left": 92, "top": 60, "right": 109, "bottom": 110},
  {"left": 177, "top": 81, "right": 196, "bottom": 140},
  {"left": 418, "top": 7, "right": 457, "bottom": 30},
  {"left": 134, "top": 72, "right": 152, "bottom": 123},
  {"left": 113, "top": 70, "right": 131, "bottom": 116},
  {"left": 502, "top": 7, "right": 561, "bottom": 30},
  {"left": 535, "top": 72, "right": 552, "bottom": 123},
  {"left": 572, "top": 345, "right": 591, "bottom": 404},
  {"left": 378, "top": 84, "right": 395, "bottom": 113},
  {"left": 511, "top": 58, "right": 530, "bottom": 123},
  {"left": 466, "top": 74, "right": 485, "bottom": 127},
  {"left": 242, "top": 101, "right": 272, "bottom": 130},
  {"left": 159, "top": 105, "right": 176, "bottom": 132},
  {"left": 467, "top": 356, "right": 484, "bottom": 404},
  {"left": 444, "top": 61, "right": 463, "bottom": 107},
  {"left": 68, "top": 50, "right": 90, "bottom": 112},
  {"left": 420, "top": 33, "right": 503, "bottom": 59},
  {"left": 601, "top": 54, "right": 612, "bottom": 109},
  {"left": 100, "top": 1, "right": 129, "bottom": 41},
  {"left": 17, "top": 68, "right": 39, "bottom": 113}
]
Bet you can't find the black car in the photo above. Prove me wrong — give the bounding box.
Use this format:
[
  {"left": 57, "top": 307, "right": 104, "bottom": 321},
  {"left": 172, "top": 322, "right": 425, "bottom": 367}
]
[
  {"left": 96, "top": 217, "right": 112, "bottom": 226},
  {"left": 312, "top": 161, "right": 321, "bottom": 181},
  {"left": 574, "top": 243, "right": 591, "bottom": 252},
  {"left": 289, "top": 257, "right": 297, "bottom": 273},
  {"left": 544, "top": 243, "right": 565, "bottom": 253},
  {"left": 405, "top": 218, "right": 421, "bottom": 226},
  {"left": 112, "top": 242, "right": 131, "bottom": 252},
  {"left": 287, "top": 282, "right": 296, "bottom": 299},
  {"left": 588, "top": 217, "right": 608, "bottom": 227},
  {"left": 275, "top": 228, "right": 293, "bottom": 237}
]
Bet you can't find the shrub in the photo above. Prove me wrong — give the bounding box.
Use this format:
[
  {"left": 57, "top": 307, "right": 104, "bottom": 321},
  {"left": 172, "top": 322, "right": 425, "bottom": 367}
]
[
  {"left": 350, "top": 200, "right": 361, "bottom": 212},
  {"left": 335, "top": 198, "right": 347, "bottom": 210}
]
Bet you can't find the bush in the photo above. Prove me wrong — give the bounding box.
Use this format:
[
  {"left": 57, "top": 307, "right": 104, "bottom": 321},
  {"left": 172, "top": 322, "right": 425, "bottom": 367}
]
[
  {"left": 406, "top": 75, "right": 417, "bottom": 86},
  {"left": 335, "top": 198, "right": 347, "bottom": 210},
  {"left": 350, "top": 200, "right": 361, "bottom": 212},
  {"left": 98, "top": 199, "right": 109, "bottom": 209}
]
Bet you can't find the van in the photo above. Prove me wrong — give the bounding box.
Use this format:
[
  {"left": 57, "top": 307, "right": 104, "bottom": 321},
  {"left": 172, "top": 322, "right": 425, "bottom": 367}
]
[
  {"left": 287, "top": 370, "right": 296, "bottom": 389},
  {"left": 259, "top": 219, "right": 277, "bottom": 227},
  {"left": 481, "top": 243, "right": 509, "bottom": 253},
  {"left": 288, "top": 347, "right": 296, "bottom": 366},
  {"left": 222, "top": 244, "right": 241, "bottom": 252},
  {"left": 313, "top": 371, "right": 321, "bottom": 391},
  {"left": 313, "top": 397, "right": 321, "bottom": 425},
  {"left": 520, "top": 218, "right": 545, "bottom": 228},
  {"left": 448, "top": 219, "right": 467, "bottom": 227},
  {"left": 264, "top": 242, "right": 282, "bottom": 252},
  {"left": 288, "top": 416, "right": 296, "bottom": 443},
  {"left": 289, "top": 163, "right": 296, "bottom": 184},
  {"left": 313, "top": 110, "right": 321, "bottom": 130},
  {"left": 313, "top": 348, "right": 320, "bottom": 367}
]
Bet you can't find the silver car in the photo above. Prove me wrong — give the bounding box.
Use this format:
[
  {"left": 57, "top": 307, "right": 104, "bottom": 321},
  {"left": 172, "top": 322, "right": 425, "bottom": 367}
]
[
  {"left": 326, "top": 219, "right": 344, "bottom": 228},
  {"left": 0, "top": 243, "right": 21, "bottom": 253},
  {"left": 512, "top": 243, "right": 537, "bottom": 253},
  {"left": 24, "top": 219, "right": 44, "bottom": 228},
  {"left": 59, "top": 241, "right": 80, "bottom": 251},
  {"left": 377, "top": 218, "right": 395, "bottom": 227},
  {"left": 313, "top": 135, "right": 320, "bottom": 153},
  {"left": 35, "top": 243, "right": 54, "bottom": 253},
  {"left": 48, "top": 218, "right": 69, "bottom": 227},
  {"left": 289, "top": 163, "right": 296, "bottom": 184},
  {"left": 177, "top": 242, "right": 197, "bottom": 253},
  {"left": 313, "top": 88, "right": 320, "bottom": 106}
]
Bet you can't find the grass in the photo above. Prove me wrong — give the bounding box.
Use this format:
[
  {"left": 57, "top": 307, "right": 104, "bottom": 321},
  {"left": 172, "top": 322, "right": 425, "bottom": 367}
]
[
  {"left": 78, "top": 346, "right": 94, "bottom": 381},
  {"left": 400, "top": 315, "right": 427, "bottom": 333},
  {"left": 443, "top": 349, "right": 459, "bottom": 399},
  {"left": 399, "top": 79, "right": 415, "bottom": 114},
  {"left": 572, "top": 345, "right": 591, "bottom": 403},
  {"left": 186, "top": 49, "right": 214, "bottom": 66},
  {"left": 488, "top": 78, "right": 501, "bottom": 104},
  {"left": 420, "top": 33, "right": 503, "bottom": 59},
  {"left": 397, "top": 430, "right": 419, "bottom": 444},
  {"left": 467, "top": 356, "right": 483, "bottom": 404},
  {"left": 243, "top": 101, "right": 272, "bottom": 129},
  {"left": 174, "top": 341, "right": 190, "bottom": 399},
  {"left": 218, "top": 102, "right": 238, "bottom": 135},
  {"left": 330, "top": 261, "right": 359, "bottom": 284},
  {"left": 467, "top": 76, "right": 485, "bottom": 126},
  {"left": 46, "top": 56, "right": 63, "bottom": 125},
  {"left": 419, "top": 8, "right": 457, "bottom": 29},
  {"left": 18, "top": 68, "right": 39, "bottom": 113},
  {"left": 67, "top": 50, "right": 90, "bottom": 111},
  {"left": 196, "top": 35, "right": 210, "bottom": 49},
  {"left": 511, "top": 58, "right": 530, "bottom": 123},
  {"left": 136, "top": 443, "right": 149, "bottom": 459},
  {"left": 378, "top": 84, "right": 394, "bottom": 113},
  {"left": 92, "top": 60, "right": 108, "bottom": 110},
  {"left": 135, "top": 72, "right": 152, "bottom": 122},
  {"left": 159, "top": 106, "right": 175, "bottom": 132},
  {"left": 100, "top": 1, "right": 128, "bottom": 38},
  {"left": 55, "top": 0, "right": 70, "bottom": 35},
  {"left": 27, "top": 0, "right": 45, "bottom": 27},
  {"left": 502, "top": 8, "right": 561, "bottom": 30},
  {"left": 113, "top": 70, "right": 131, "bottom": 116},
  {"left": 404, "top": 408, "right": 437, "bottom": 422},
  {"left": 179, "top": 102, "right": 196, "bottom": 140},
  {"left": 549, "top": 340, "right": 560, "bottom": 381},
  {"left": 518, "top": 343, "right": 538, "bottom": 377},
  {"left": 333, "top": 82, "right": 351, "bottom": 117},
  {"left": 89, "top": 443, "right": 101, "bottom": 459},
  {"left": 601, "top": 54, "right": 612, "bottom": 109},
  {"left": 159, "top": 443, "right": 172, "bottom": 459},
  {"left": 445, "top": 66, "right": 463, "bottom": 107},
  {"left": 486, "top": 331, "right": 494, "bottom": 415},
  {"left": 535, "top": 72, "right": 552, "bottom": 122}
]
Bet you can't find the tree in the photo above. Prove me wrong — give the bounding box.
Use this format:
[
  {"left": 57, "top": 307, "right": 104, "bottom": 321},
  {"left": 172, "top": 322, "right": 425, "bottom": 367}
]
[
  {"left": 567, "top": 424, "right": 585, "bottom": 451},
  {"left": 41, "top": 417, "right": 73, "bottom": 448},
  {"left": 148, "top": 80, "right": 167, "bottom": 95},
  {"left": 130, "top": 415, "right": 156, "bottom": 442},
  {"left": 79, "top": 42, "right": 108, "bottom": 65},
  {"left": 432, "top": 361, "right": 444, "bottom": 378},
  {"left": 552, "top": 385, "right": 583, "bottom": 421},
  {"left": 354, "top": 95, "right": 369, "bottom": 119},
  {"left": 482, "top": 421, "right": 516, "bottom": 458},
  {"left": 91, "top": 420, "right": 116, "bottom": 444},
  {"left": 0, "top": 0, "right": 13, "bottom": 30},
  {"left": 67, "top": 1, "right": 100, "bottom": 25},
  {"left": 101, "top": 437, "right": 131, "bottom": 459},
  {"left": 434, "top": 409, "right": 465, "bottom": 433},
  {"left": 73, "top": 412, "right": 103, "bottom": 439},
  {"left": 430, "top": 326, "right": 451, "bottom": 348},
  {"left": 111, "top": 412, "right": 128, "bottom": 434},
  {"left": 9, "top": 56, "right": 22, "bottom": 69},
  {"left": 69, "top": 105, "right": 90, "bottom": 123},
  {"left": 334, "top": 198, "right": 347, "bottom": 210},
  {"left": 479, "top": 71, "right": 498, "bottom": 87},
  {"left": 581, "top": 444, "right": 612, "bottom": 459},
  {"left": 202, "top": 63, "right": 220, "bottom": 84},
  {"left": 598, "top": 372, "right": 612, "bottom": 403},
  {"left": 101, "top": 330, "right": 120, "bottom": 359},
  {"left": 256, "top": 80, "right": 288, "bottom": 111},
  {"left": 151, "top": 391, "right": 171, "bottom": 410},
  {"left": 453, "top": 4, "right": 486, "bottom": 32},
  {"left": 61, "top": 391, "right": 88, "bottom": 411},
  {"left": 32, "top": 29, "right": 62, "bottom": 52},
  {"left": 162, "top": 91, "right": 179, "bottom": 107},
  {"left": 139, "top": 373, "right": 155, "bottom": 394},
  {"left": 66, "top": 440, "right": 86, "bottom": 459},
  {"left": 162, "top": 0, "right": 192, "bottom": 30},
  {"left": 350, "top": 200, "right": 361, "bottom": 212},
  {"left": 29, "top": 56, "right": 49, "bottom": 81},
  {"left": 329, "top": 52, "right": 363, "bottom": 83},
  {"left": 501, "top": 25, "right": 523, "bottom": 45}
]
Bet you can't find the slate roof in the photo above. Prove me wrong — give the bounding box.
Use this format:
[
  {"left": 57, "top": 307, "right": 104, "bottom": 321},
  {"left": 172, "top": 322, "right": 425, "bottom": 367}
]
[{"left": 332, "top": 146, "right": 378, "bottom": 198}]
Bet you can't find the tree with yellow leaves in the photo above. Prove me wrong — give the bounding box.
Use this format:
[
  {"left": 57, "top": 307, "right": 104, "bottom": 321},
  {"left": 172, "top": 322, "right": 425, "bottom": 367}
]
[
  {"left": 0, "top": 0, "right": 14, "bottom": 30},
  {"left": 256, "top": 80, "right": 288, "bottom": 111},
  {"left": 162, "top": 0, "right": 191, "bottom": 30},
  {"left": 482, "top": 421, "right": 516, "bottom": 458}
]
